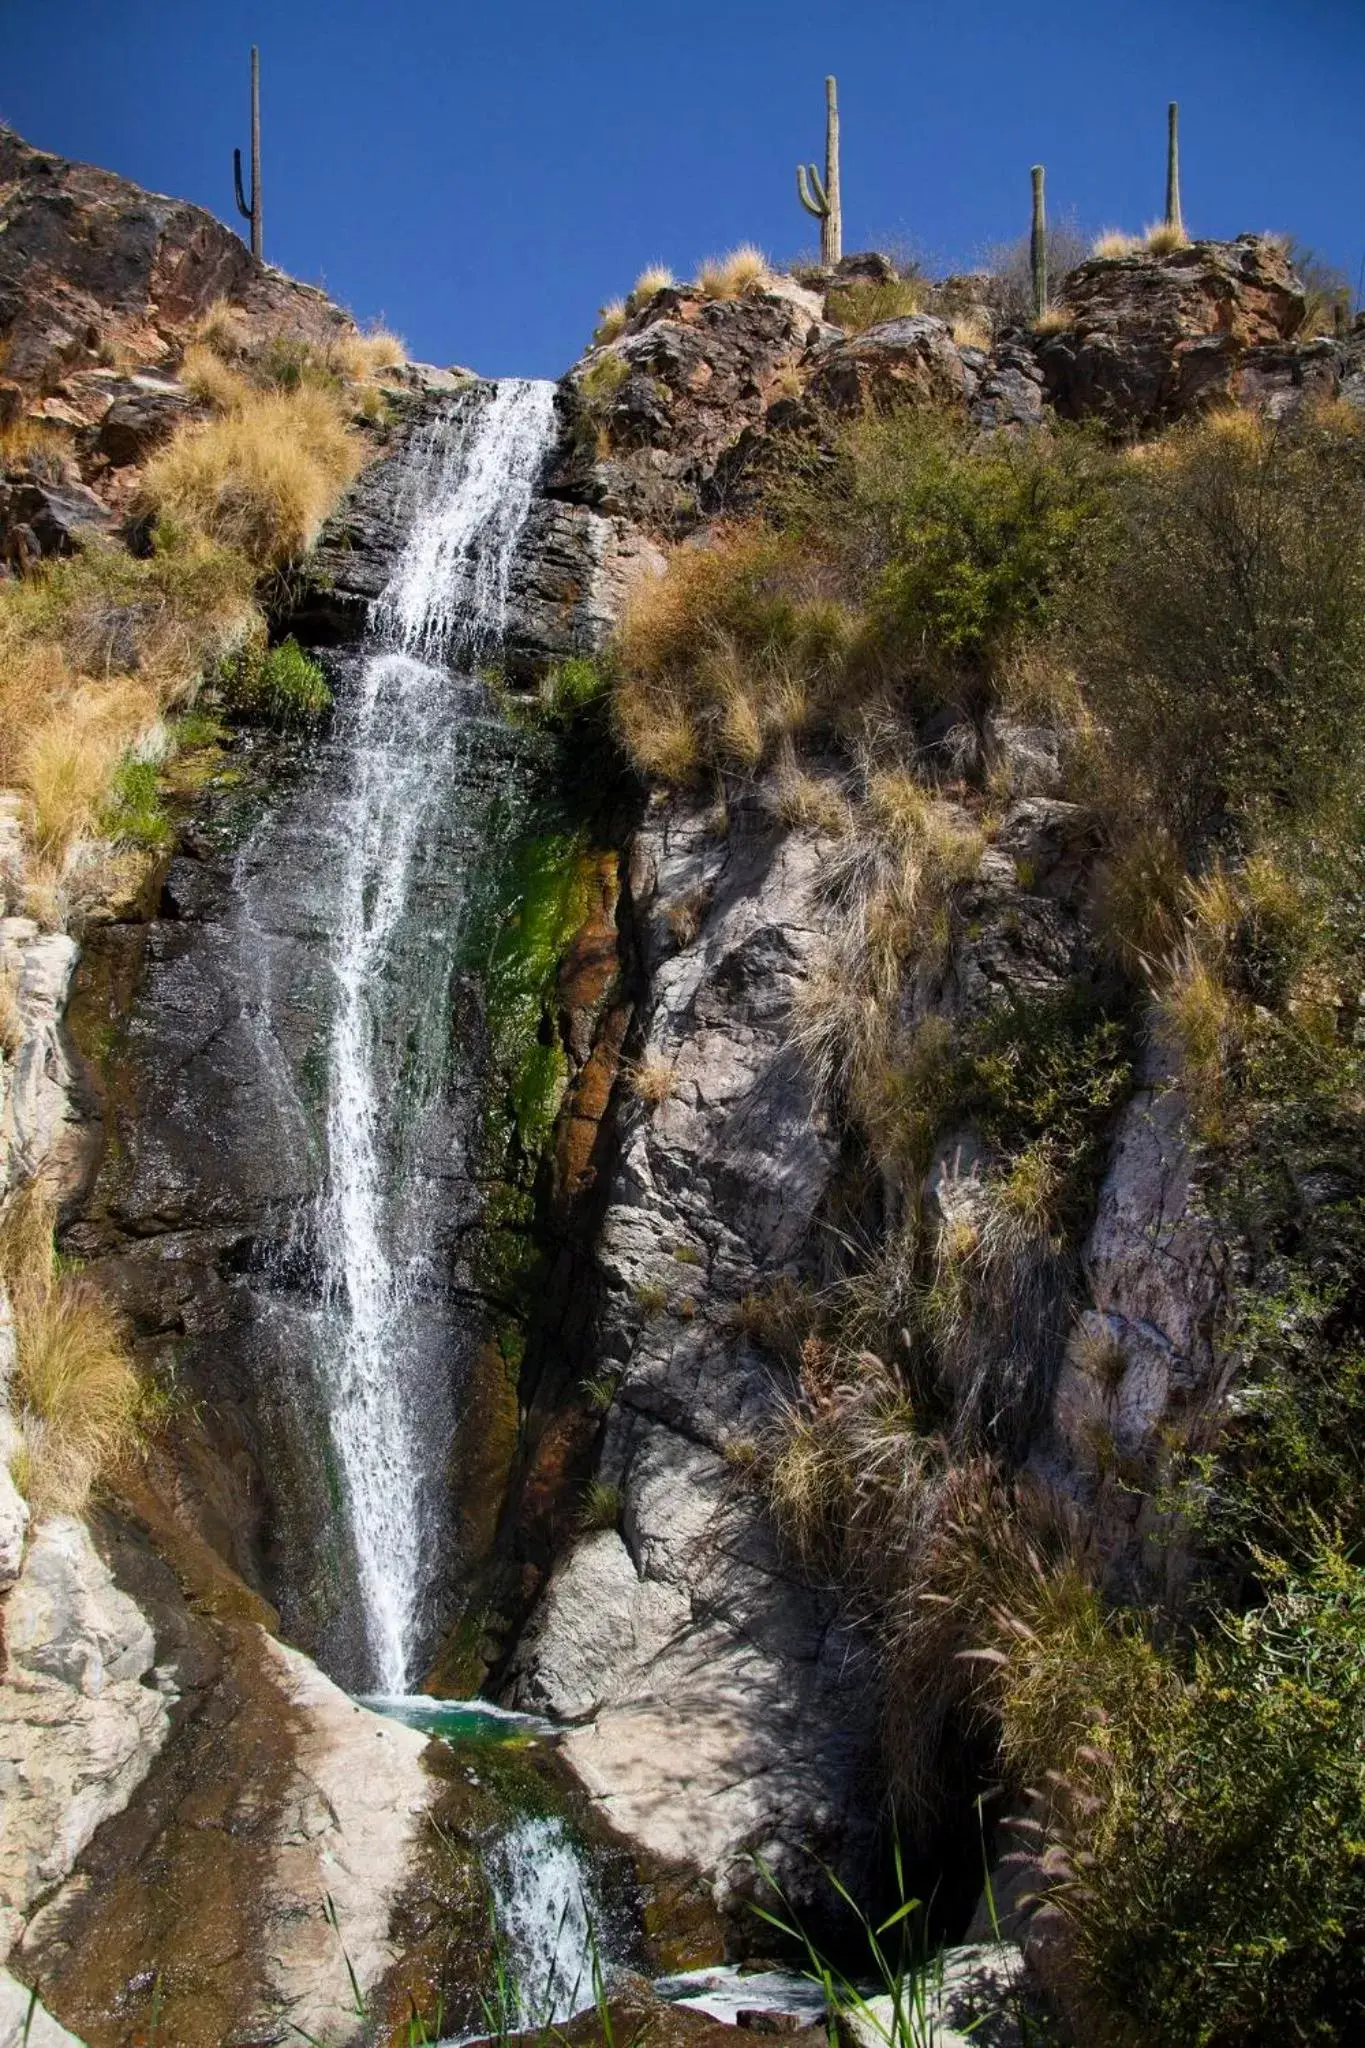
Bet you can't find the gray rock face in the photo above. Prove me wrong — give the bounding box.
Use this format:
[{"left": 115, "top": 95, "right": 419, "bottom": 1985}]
[
  {"left": 509, "top": 794, "right": 877, "bottom": 1922},
  {"left": 0, "top": 1517, "right": 171, "bottom": 1962},
  {"left": 1032, "top": 1060, "right": 1226, "bottom": 1587}
]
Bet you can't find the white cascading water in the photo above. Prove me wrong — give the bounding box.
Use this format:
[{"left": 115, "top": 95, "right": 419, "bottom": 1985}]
[
  {"left": 485, "top": 1816, "right": 600, "bottom": 2027},
  {"left": 318, "top": 377, "right": 558, "bottom": 1692}
]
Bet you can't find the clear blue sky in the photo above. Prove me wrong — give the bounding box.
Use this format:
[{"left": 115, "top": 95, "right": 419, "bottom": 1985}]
[{"left": 3, "top": 1, "right": 1362, "bottom": 378}]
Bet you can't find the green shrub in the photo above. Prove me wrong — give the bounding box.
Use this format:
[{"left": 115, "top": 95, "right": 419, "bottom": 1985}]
[
  {"left": 1053, "top": 1551, "right": 1365, "bottom": 2046},
  {"left": 1074, "top": 409, "right": 1365, "bottom": 856},
  {"left": 101, "top": 756, "right": 171, "bottom": 848},
  {"left": 219, "top": 637, "right": 331, "bottom": 726},
  {"left": 534, "top": 656, "right": 607, "bottom": 729},
  {"left": 865, "top": 417, "right": 1111, "bottom": 694}
]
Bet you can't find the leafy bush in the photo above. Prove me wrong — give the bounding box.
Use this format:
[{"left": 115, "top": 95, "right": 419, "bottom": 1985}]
[
  {"left": 861, "top": 414, "right": 1111, "bottom": 697},
  {"left": 1047, "top": 1552, "right": 1365, "bottom": 2046},
  {"left": 218, "top": 637, "right": 331, "bottom": 726},
  {"left": 1074, "top": 408, "right": 1365, "bottom": 856}
]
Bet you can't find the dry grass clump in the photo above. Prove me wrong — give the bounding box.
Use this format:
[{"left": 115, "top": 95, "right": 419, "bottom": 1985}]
[
  {"left": 1032, "top": 305, "right": 1076, "bottom": 335},
  {"left": 0, "top": 417, "right": 71, "bottom": 470},
  {"left": 1143, "top": 220, "right": 1191, "bottom": 256},
  {"left": 790, "top": 759, "right": 982, "bottom": 1153},
  {"left": 630, "top": 264, "right": 674, "bottom": 305},
  {"left": 697, "top": 244, "right": 768, "bottom": 300},
  {"left": 179, "top": 340, "right": 252, "bottom": 412},
  {"left": 140, "top": 385, "right": 364, "bottom": 569},
  {"left": 19, "top": 680, "right": 158, "bottom": 862},
  {"left": 614, "top": 525, "right": 852, "bottom": 782},
  {"left": 824, "top": 276, "right": 925, "bottom": 334},
  {"left": 330, "top": 326, "right": 406, "bottom": 379},
  {"left": 0, "top": 1179, "right": 140, "bottom": 1513},
  {"left": 1091, "top": 229, "right": 1141, "bottom": 260},
  {"left": 193, "top": 296, "right": 252, "bottom": 361},
  {"left": 950, "top": 314, "right": 992, "bottom": 351},
  {"left": 628, "top": 1054, "right": 677, "bottom": 1106},
  {"left": 593, "top": 299, "right": 629, "bottom": 345}
]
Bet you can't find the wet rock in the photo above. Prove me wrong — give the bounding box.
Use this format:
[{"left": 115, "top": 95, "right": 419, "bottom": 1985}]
[
  {"left": 1037, "top": 234, "right": 1306, "bottom": 429},
  {"left": 510, "top": 794, "right": 877, "bottom": 1926},
  {"left": 805, "top": 313, "right": 967, "bottom": 414}
]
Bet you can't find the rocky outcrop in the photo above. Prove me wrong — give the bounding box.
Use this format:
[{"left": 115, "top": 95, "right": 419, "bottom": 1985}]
[
  {"left": 1037, "top": 234, "right": 1307, "bottom": 428},
  {"left": 509, "top": 791, "right": 877, "bottom": 1924},
  {"left": 0, "top": 1517, "right": 171, "bottom": 1964},
  {"left": 0, "top": 127, "right": 350, "bottom": 395},
  {"left": 551, "top": 281, "right": 833, "bottom": 532},
  {"left": 10, "top": 1495, "right": 435, "bottom": 2048},
  {"left": 805, "top": 312, "right": 968, "bottom": 414}
]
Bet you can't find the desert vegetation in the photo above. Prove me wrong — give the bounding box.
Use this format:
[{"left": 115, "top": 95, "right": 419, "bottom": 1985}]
[
  {"left": 0, "top": 298, "right": 390, "bottom": 927},
  {"left": 606, "top": 377, "right": 1365, "bottom": 2040}
]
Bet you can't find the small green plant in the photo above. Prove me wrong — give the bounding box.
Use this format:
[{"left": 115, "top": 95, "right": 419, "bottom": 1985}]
[
  {"left": 579, "top": 1478, "right": 623, "bottom": 1531},
  {"left": 535, "top": 656, "right": 607, "bottom": 729},
  {"left": 633, "top": 1281, "right": 669, "bottom": 1318},
  {"left": 580, "top": 1371, "right": 620, "bottom": 1415},
  {"left": 101, "top": 755, "right": 171, "bottom": 848},
  {"left": 219, "top": 636, "right": 331, "bottom": 726}
]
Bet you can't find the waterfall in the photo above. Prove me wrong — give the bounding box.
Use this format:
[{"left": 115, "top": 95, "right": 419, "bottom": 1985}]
[
  {"left": 484, "top": 1816, "right": 600, "bottom": 2027},
  {"left": 316, "top": 378, "right": 558, "bottom": 1692}
]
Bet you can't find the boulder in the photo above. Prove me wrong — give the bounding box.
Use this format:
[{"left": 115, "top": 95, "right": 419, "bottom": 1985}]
[
  {"left": 0, "top": 476, "right": 113, "bottom": 563},
  {"left": 94, "top": 377, "right": 196, "bottom": 465},
  {"left": 552, "top": 285, "right": 831, "bottom": 532},
  {"left": 805, "top": 313, "right": 967, "bottom": 414},
  {"left": 843, "top": 1944, "right": 1030, "bottom": 2048},
  {"left": 0, "top": 1971, "right": 83, "bottom": 2048},
  {"left": 1037, "top": 234, "right": 1306, "bottom": 429}
]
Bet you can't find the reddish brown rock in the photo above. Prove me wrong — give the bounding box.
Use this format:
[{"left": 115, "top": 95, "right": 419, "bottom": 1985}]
[
  {"left": 804, "top": 311, "right": 968, "bottom": 414},
  {"left": 0, "top": 126, "right": 353, "bottom": 395},
  {"left": 1036, "top": 233, "right": 1307, "bottom": 429},
  {"left": 553, "top": 282, "right": 830, "bottom": 532}
]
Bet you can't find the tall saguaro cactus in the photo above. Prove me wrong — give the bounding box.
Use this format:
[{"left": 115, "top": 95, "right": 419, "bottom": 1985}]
[
  {"left": 234, "top": 46, "right": 263, "bottom": 262},
  {"left": 1030, "top": 165, "right": 1047, "bottom": 317},
  {"left": 1165, "top": 100, "right": 1184, "bottom": 235},
  {"left": 796, "top": 75, "right": 842, "bottom": 268}
]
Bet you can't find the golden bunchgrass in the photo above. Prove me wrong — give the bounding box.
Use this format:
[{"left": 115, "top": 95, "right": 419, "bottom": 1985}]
[
  {"left": 0, "top": 1179, "right": 141, "bottom": 1513},
  {"left": 140, "top": 384, "right": 364, "bottom": 569},
  {"left": 697, "top": 244, "right": 768, "bottom": 300}
]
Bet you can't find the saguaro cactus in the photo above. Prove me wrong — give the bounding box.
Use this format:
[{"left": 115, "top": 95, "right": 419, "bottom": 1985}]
[
  {"left": 1165, "top": 100, "right": 1183, "bottom": 235},
  {"left": 796, "top": 75, "right": 842, "bottom": 268},
  {"left": 1030, "top": 165, "right": 1047, "bottom": 317},
  {"left": 234, "top": 46, "right": 263, "bottom": 262}
]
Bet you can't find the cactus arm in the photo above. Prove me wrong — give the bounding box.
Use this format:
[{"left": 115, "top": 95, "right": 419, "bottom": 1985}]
[
  {"left": 233, "top": 146, "right": 251, "bottom": 222},
  {"left": 797, "top": 162, "right": 829, "bottom": 217},
  {"left": 1030, "top": 164, "right": 1047, "bottom": 318},
  {"left": 1165, "top": 100, "right": 1183, "bottom": 233}
]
